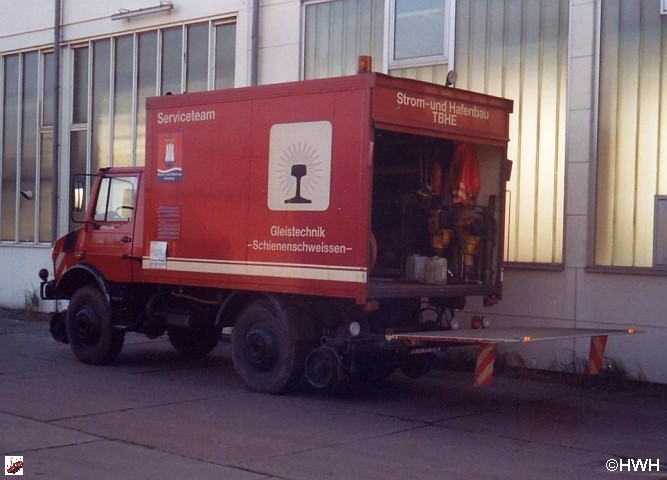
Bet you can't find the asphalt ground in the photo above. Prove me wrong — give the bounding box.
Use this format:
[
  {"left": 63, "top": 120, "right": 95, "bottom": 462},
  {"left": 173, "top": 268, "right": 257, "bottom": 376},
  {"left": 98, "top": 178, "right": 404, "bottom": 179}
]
[{"left": 1, "top": 309, "right": 666, "bottom": 479}]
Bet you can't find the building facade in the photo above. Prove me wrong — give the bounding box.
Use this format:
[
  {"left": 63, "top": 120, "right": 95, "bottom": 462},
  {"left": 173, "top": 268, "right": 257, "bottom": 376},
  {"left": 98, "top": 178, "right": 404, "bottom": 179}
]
[{"left": 1, "top": 0, "right": 666, "bottom": 382}]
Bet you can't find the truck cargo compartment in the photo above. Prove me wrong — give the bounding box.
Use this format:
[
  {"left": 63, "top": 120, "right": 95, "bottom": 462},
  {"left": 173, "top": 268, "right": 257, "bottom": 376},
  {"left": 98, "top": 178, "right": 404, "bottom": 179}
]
[{"left": 369, "top": 129, "right": 505, "bottom": 300}]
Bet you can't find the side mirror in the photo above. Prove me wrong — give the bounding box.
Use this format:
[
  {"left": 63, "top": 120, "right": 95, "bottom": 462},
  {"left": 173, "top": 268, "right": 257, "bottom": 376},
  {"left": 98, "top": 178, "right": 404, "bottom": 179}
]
[
  {"left": 73, "top": 180, "right": 85, "bottom": 212},
  {"left": 71, "top": 175, "right": 88, "bottom": 224}
]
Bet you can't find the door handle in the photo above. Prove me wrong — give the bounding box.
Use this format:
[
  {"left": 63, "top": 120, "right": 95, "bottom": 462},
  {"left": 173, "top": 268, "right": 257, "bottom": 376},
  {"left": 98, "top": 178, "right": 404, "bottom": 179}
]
[{"left": 121, "top": 236, "right": 132, "bottom": 243}]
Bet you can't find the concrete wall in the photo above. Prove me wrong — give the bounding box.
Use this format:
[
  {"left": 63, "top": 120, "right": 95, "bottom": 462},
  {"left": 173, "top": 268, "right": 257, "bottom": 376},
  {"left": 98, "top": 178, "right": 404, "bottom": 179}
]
[{"left": 260, "top": 0, "right": 302, "bottom": 84}]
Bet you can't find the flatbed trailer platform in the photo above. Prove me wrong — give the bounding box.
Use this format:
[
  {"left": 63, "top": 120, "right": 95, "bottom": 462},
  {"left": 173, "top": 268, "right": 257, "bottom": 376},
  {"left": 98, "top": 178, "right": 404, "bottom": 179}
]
[{"left": 386, "top": 327, "right": 639, "bottom": 386}]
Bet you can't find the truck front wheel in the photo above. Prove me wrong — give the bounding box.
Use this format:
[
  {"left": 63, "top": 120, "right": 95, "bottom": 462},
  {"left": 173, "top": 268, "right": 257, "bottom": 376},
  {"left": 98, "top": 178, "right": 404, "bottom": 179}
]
[
  {"left": 231, "top": 300, "right": 304, "bottom": 394},
  {"left": 66, "top": 286, "right": 125, "bottom": 365}
]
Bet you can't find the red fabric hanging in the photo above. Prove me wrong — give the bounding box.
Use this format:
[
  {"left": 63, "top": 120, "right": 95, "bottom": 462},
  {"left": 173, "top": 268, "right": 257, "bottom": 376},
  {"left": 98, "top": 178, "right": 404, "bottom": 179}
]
[{"left": 450, "top": 143, "right": 480, "bottom": 208}]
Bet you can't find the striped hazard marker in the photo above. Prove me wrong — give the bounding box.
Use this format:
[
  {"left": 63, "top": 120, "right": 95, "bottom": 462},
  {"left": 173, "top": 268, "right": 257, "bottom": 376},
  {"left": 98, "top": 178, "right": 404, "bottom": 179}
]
[
  {"left": 474, "top": 343, "right": 497, "bottom": 387},
  {"left": 586, "top": 335, "right": 608, "bottom": 375}
]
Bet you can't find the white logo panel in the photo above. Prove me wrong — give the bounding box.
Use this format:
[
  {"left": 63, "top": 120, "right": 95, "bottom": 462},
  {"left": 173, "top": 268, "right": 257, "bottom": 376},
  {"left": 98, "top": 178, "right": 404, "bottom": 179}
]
[{"left": 268, "top": 121, "right": 332, "bottom": 211}]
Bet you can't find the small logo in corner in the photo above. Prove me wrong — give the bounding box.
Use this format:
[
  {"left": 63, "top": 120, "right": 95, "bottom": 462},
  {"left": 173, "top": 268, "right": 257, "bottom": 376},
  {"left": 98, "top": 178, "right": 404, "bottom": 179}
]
[{"left": 5, "top": 456, "right": 23, "bottom": 476}]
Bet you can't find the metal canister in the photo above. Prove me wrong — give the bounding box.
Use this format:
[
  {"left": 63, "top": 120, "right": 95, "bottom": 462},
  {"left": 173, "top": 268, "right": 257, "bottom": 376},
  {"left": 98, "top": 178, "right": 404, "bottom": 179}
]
[{"left": 425, "top": 256, "right": 448, "bottom": 285}]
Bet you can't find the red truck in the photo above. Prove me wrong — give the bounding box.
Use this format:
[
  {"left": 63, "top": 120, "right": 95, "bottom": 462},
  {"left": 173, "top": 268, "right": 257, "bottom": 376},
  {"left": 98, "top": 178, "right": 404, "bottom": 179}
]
[{"left": 39, "top": 71, "right": 633, "bottom": 393}]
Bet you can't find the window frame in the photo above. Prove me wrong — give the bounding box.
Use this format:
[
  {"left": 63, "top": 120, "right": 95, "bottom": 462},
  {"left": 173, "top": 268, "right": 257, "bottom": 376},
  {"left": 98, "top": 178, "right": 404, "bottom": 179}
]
[
  {"left": 1, "top": 49, "right": 54, "bottom": 244},
  {"left": 300, "top": 0, "right": 386, "bottom": 78},
  {"left": 387, "top": 0, "right": 452, "bottom": 70},
  {"left": 93, "top": 175, "right": 137, "bottom": 223},
  {"left": 591, "top": 0, "right": 667, "bottom": 272}
]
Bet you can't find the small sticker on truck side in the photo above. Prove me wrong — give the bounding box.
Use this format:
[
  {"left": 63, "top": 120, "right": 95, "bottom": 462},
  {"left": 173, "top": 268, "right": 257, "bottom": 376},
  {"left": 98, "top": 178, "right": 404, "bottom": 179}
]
[
  {"left": 157, "top": 132, "right": 183, "bottom": 182},
  {"left": 149, "top": 241, "right": 168, "bottom": 269},
  {"left": 267, "top": 121, "right": 332, "bottom": 211}
]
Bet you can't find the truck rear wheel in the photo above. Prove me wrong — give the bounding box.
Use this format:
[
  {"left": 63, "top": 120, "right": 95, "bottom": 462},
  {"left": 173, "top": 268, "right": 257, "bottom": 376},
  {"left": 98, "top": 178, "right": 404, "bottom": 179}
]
[
  {"left": 167, "top": 327, "right": 221, "bottom": 358},
  {"left": 66, "top": 286, "right": 125, "bottom": 365},
  {"left": 231, "top": 300, "right": 304, "bottom": 394}
]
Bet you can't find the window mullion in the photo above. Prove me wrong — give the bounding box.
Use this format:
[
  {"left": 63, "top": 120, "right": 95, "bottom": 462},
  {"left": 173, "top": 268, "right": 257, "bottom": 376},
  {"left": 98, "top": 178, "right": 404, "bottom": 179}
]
[
  {"left": 208, "top": 20, "right": 215, "bottom": 90},
  {"left": 181, "top": 25, "right": 187, "bottom": 93},
  {"left": 14, "top": 54, "right": 24, "bottom": 242},
  {"left": 131, "top": 34, "right": 139, "bottom": 167},
  {"left": 156, "top": 29, "right": 163, "bottom": 95},
  {"left": 109, "top": 40, "right": 116, "bottom": 167},
  {"left": 0, "top": 56, "right": 5, "bottom": 240},
  {"left": 34, "top": 51, "right": 45, "bottom": 243},
  {"left": 86, "top": 44, "right": 93, "bottom": 177}
]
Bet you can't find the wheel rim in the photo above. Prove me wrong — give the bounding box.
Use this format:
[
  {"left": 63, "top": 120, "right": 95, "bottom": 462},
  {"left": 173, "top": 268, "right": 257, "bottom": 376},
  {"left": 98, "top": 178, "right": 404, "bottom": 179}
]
[
  {"left": 73, "top": 306, "right": 101, "bottom": 346},
  {"left": 305, "top": 347, "right": 339, "bottom": 390},
  {"left": 244, "top": 325, "right": 277, "bottom": 370}
]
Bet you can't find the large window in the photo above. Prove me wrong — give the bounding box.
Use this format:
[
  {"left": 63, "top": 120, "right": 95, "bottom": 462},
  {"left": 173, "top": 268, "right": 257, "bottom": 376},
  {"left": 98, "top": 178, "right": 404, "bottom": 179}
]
[
  {"left": 0, "top": 18, "right": 235, "bottom": 245},
  {"left": 72, "top": 20, "right": 236, "bottom": 172},
  {"left": 595, "top": 0, "right": 667, "bottom": 268},
  {"left": 1, "top": 50, "right": 54, "bottom": 243},
  {"left": 302, "top": 0, "right": 450, "bottom": 79},
  {"left": 303, "top": 0, "right": 385, "bottom": 79},
  {"left": 389, "top": 0, "right": 448, "bottom": 68},
  {"left": 455, "top": 0, "right": 568, "bottom": 265}
]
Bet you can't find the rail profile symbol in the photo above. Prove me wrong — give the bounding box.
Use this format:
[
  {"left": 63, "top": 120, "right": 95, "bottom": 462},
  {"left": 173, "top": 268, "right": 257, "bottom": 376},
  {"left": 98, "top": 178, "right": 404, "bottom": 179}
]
[
  {"left": 285, "top": 163, "right": 312, "bottom": 204},
  {"left": 268, "top": 121, "right": 332, "bottom": 211}
]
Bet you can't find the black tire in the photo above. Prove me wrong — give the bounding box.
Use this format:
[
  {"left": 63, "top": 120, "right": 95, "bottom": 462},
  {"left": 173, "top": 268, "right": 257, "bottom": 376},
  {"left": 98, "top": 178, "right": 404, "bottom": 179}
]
[
  {"left": 231, "top": 300, "right": 304, "bottom": 394},
  {"left": 66, "top": 286, "right": 125, "bottom": 365},
  {"left": 49, "top": 311, "right": 69, "bottom": 344},
  {"left": 167, "top": 327, "right": 221, "bottom": 358}
]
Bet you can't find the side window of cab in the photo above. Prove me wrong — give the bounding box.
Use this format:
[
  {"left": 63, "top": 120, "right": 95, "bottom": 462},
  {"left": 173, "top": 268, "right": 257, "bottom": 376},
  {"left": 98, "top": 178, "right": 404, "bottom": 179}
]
[{"left": 93, "top": 176, "right": 138, "bottom": 222}]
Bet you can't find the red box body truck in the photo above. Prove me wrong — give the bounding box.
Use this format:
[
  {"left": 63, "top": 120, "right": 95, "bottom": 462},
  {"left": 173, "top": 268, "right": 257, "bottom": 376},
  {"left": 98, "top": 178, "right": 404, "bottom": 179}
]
[{"left": 41, "top": 72, "right": 516, "bottom": 393}]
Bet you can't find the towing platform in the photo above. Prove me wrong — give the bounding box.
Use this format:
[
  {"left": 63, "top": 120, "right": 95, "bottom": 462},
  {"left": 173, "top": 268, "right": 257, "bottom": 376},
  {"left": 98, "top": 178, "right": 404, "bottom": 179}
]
[{"left": 387, "top": 326, "right": 639, "bottom": 386}]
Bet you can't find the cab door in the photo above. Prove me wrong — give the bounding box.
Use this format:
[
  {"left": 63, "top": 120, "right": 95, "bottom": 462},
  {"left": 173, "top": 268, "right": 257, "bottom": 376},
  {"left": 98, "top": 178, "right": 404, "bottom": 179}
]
[{"left": 84, "top": 173, "right": 141, "bottom": 283}]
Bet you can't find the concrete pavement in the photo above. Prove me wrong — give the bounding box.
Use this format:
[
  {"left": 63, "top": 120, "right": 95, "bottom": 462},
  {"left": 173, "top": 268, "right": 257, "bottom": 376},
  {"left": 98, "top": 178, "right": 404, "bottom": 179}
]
[{"left": 1, "top": 310, "right": 665, "bottom": 479}]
